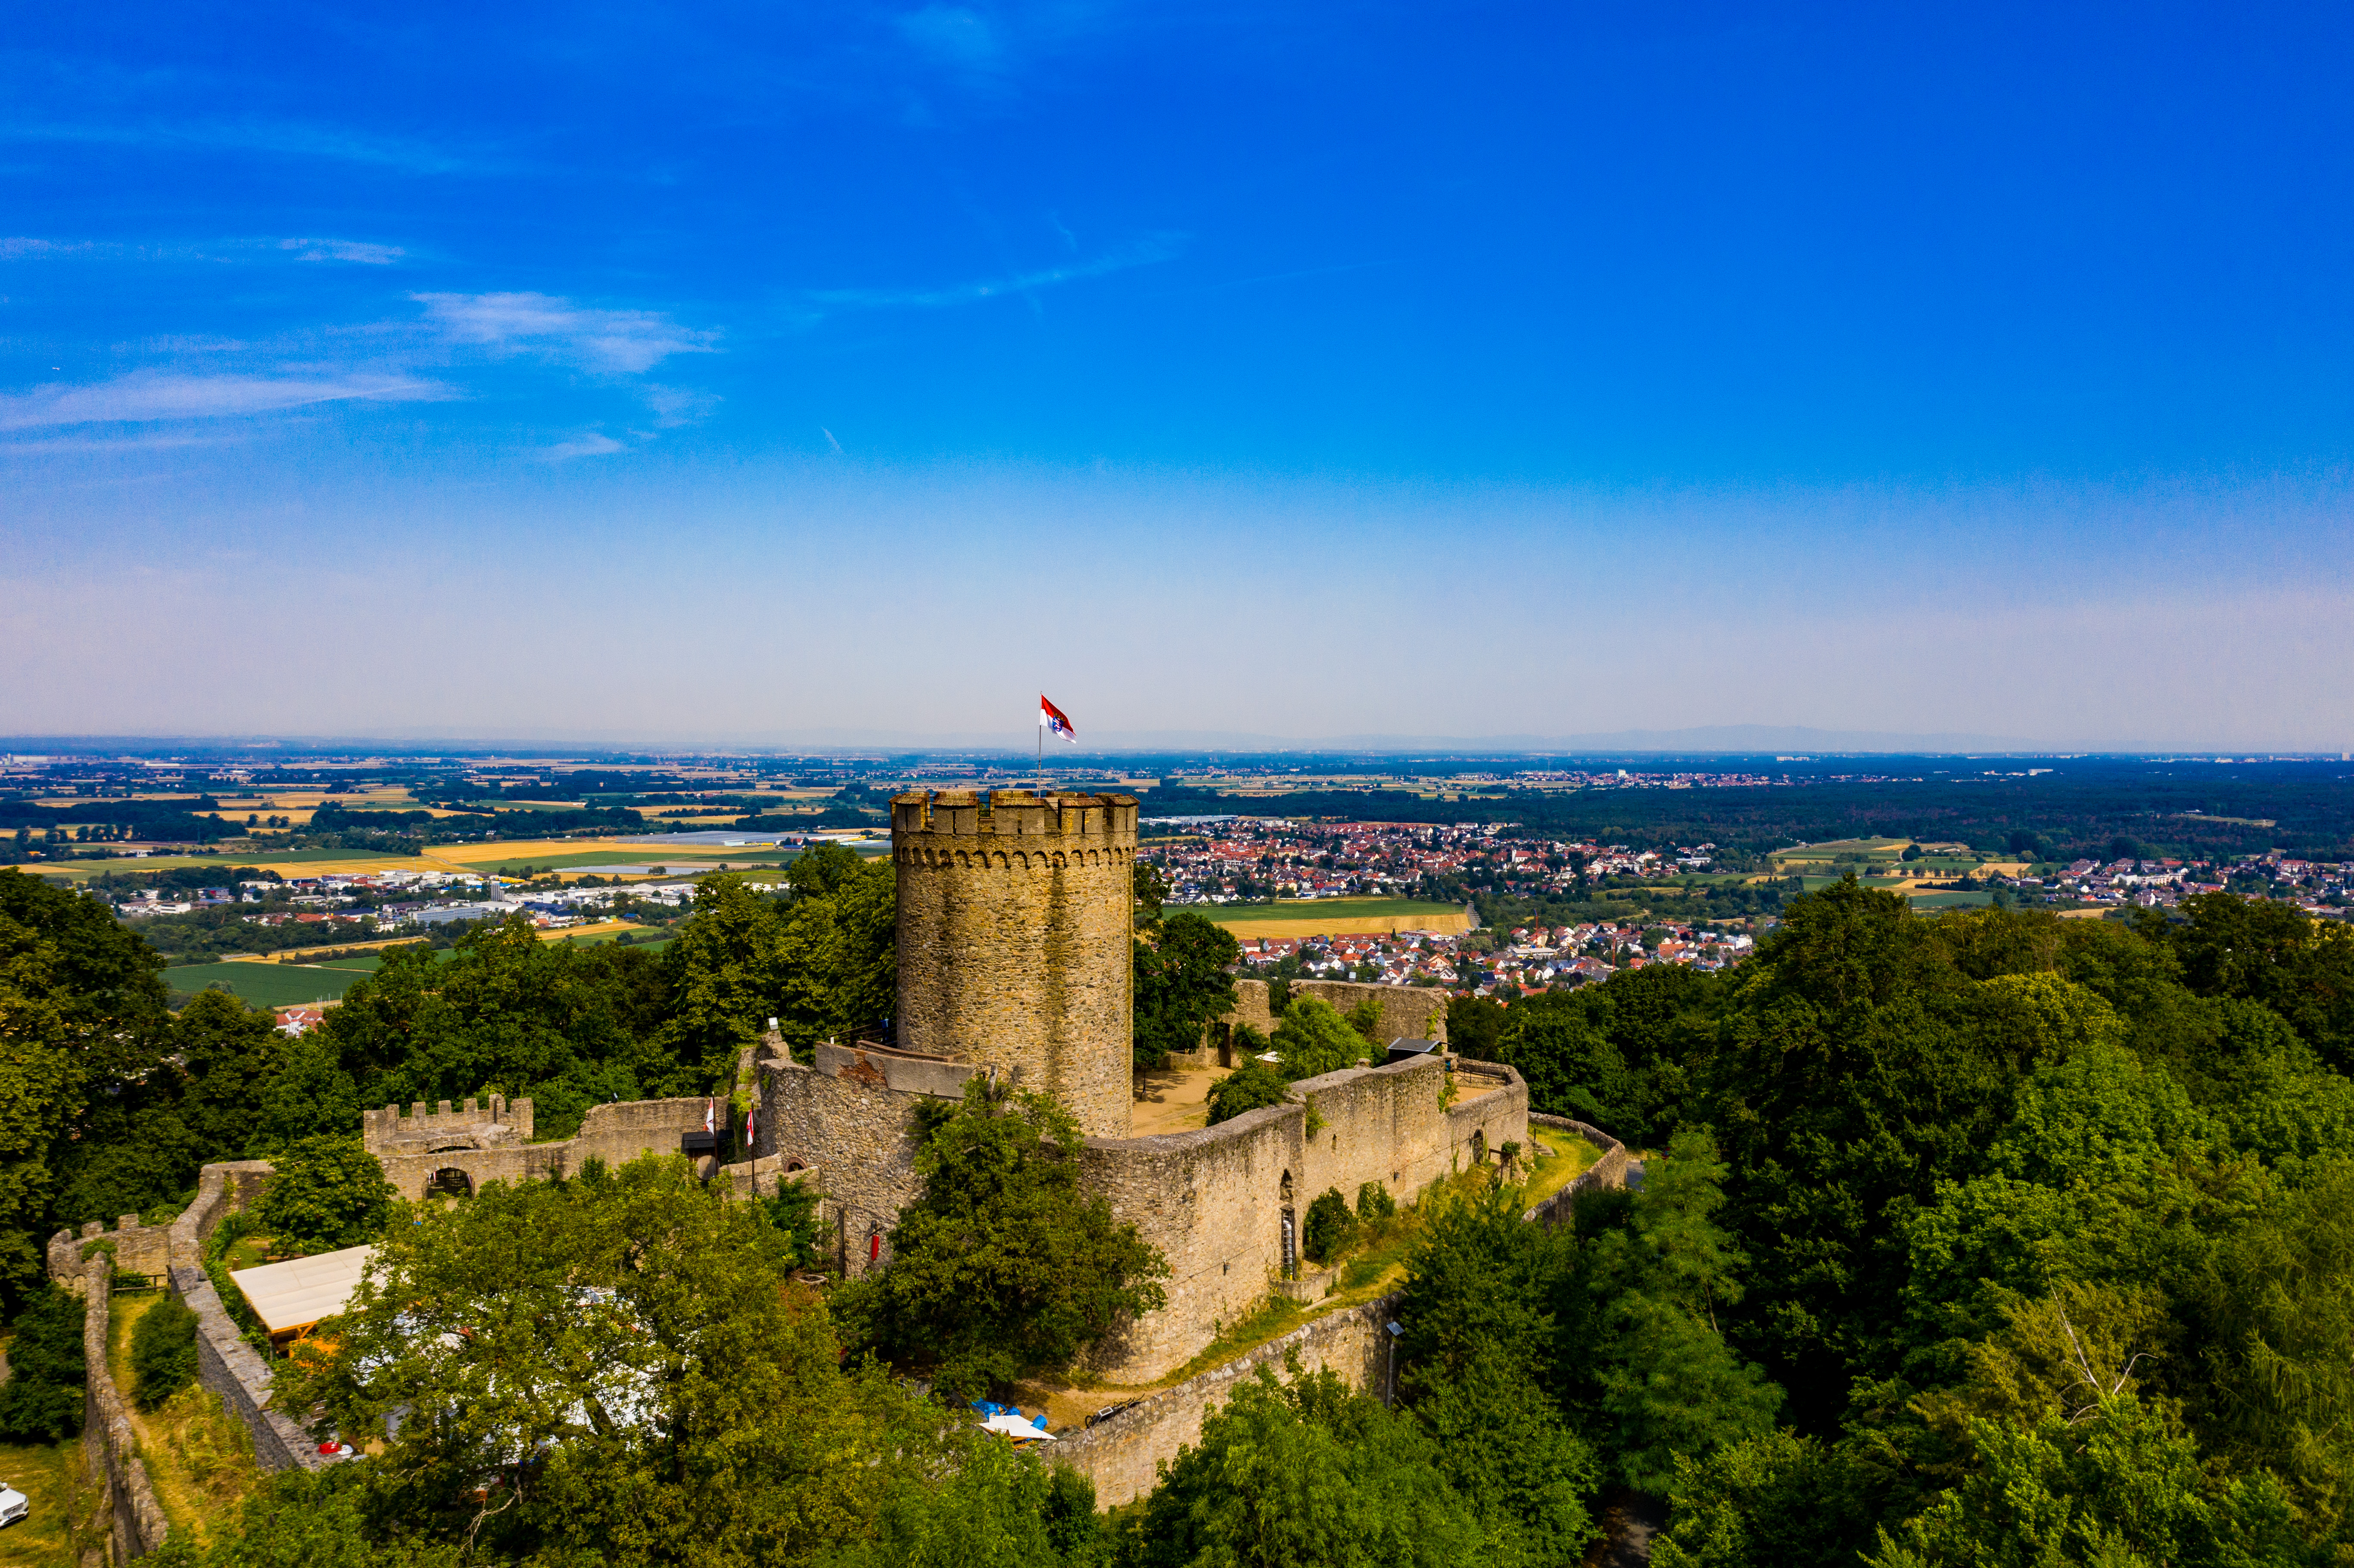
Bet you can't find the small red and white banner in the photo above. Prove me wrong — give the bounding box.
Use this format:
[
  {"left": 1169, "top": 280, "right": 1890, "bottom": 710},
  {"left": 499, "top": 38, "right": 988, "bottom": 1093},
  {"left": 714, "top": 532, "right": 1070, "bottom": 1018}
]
[{"left": 1040, "top": 694, "right": 1077, "bottom": 743}]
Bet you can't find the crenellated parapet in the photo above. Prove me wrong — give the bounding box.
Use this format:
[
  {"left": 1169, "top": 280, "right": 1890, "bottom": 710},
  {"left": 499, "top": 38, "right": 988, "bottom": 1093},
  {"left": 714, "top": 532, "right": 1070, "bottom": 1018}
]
[{"left": 362, "top": 1094, "right": 533, "bottom": 1154}]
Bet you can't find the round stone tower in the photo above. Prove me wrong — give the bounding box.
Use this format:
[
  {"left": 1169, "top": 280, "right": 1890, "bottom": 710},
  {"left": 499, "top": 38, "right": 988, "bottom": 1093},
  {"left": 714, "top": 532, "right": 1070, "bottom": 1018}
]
[{"left": 891, "top": 788, "right": 1139, "bottom": 1139}]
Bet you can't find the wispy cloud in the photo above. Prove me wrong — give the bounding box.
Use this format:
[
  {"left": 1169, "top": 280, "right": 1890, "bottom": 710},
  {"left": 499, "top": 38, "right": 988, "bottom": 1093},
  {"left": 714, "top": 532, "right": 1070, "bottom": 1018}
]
[
  {"left": 799, "top": 235, "right": 1183, "bottom": 318},
  {"left": 1, "top": 118, "right": 499, "bottom": 176},
  {"left": 414, "top": 292, "right": 720, "bottom": 373},
  {"left": 279, "top": 237, "right": 405, "bottom": 265},
  {"left": 538, "top": 432, "right": 627, "bottom": 461},
  {"left": 0, "top": 236, "right": 98, "bottom": 260},
  {"left": 0, "top": 370, "right": 455, "bottom": 431},
  {"left": 643, "top": 385, "right": 721, "bottom": 428}
]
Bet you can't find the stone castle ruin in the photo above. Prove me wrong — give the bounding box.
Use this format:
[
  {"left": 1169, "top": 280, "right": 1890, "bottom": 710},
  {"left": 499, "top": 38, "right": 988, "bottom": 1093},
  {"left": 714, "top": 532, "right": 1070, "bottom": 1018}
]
[
  {"left": 49, "top": 782, "right": 1545, "bottom": 1521},
  {"left": 752, "top": 788, "right": 1529, "bottom": 1382}
]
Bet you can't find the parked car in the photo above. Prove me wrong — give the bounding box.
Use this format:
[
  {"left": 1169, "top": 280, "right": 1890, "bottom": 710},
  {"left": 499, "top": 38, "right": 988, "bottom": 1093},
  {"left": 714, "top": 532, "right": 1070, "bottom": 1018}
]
[{"left": 0, "top": 1483, "right": 28, "bottom": 1526}]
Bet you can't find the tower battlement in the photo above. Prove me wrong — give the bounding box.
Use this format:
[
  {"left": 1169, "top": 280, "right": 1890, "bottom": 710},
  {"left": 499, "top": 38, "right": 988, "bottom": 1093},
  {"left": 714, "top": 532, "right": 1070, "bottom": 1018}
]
[
  {"left": 891, "top": 789, "right": 1138, "bottom": 1138},
  {"left": 889, "top": 787, "right": 1137, "bottom": 841}
]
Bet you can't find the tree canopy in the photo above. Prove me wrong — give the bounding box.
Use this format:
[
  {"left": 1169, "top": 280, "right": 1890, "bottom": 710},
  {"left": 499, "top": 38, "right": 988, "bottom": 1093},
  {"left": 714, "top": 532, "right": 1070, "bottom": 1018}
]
[{"left": 831, "top": 1079, "right": 1169, "bottom": 1399}]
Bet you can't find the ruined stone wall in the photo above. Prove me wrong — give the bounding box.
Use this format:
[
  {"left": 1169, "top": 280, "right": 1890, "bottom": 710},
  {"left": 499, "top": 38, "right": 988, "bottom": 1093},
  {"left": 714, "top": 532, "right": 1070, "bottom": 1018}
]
[
  {"left": 49, "top": 1216, "right": 172, "bottom": 1293},
  {"left": 756, "top": 1055, "right": 931, "bottom": 1277},
  {"left": 372, "top": 1097, "right": 708, "bottom": 1201},
  {"left": 1052, "top": 1294, "right": 1398, "bottom": 1509},
  {"left": 1525, "top": 1114, "right": 1630, "bottom": 1227},
  {"left": 170, "top": 1261, "right": 328, "bottom": 1474},
  {"left": 1292, "top": 1055, "right": 1527, "bottom": 1214},
  {"left": 1223, "top": 979, "right": 1449, "bottom": 1045},
  {"left": 892, "top": 788, "right": 1138, "bottom": 1140},
  {"left": 80, "top": 1252, "right": 172, "bottom": 1560},
  {"left": 170, "top": 1161, "right": 274, "bottom": 1269},
  {"left": 377, "top": 1144, "right": 568, "bottom": 1204},
  {"left": 361, "top": 1094, "right": 532, "bottom": 1152},
  {"left": 1075, "top": 1057, "right": 1527, "bottom": 1384}
]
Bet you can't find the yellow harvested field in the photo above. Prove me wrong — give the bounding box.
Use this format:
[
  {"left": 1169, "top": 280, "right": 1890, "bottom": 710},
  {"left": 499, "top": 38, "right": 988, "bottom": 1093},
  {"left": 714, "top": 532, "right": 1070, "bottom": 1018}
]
[{"left": 420, "top": 838, "right": 634, "bottom": 865}]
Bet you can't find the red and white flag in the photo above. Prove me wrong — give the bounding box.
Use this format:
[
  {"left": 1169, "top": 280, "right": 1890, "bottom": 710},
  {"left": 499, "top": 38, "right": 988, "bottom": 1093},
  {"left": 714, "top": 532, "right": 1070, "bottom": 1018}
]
[
  {"left": 704, "top": 1096, "right": 715, "bottom": 1135},
  {"left": 1040, "top": 694, "right": 1077, "bottom": 744}
]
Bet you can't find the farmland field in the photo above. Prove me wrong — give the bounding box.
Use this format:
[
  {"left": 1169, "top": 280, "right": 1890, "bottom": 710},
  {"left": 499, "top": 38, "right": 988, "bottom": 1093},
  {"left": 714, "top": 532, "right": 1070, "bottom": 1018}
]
[
  {"left": 22, "top": 849, "right": 431, "bottom": 881},
  {"left": 1907, "top": 890, "right": 1997, "bottom": 908},
  {"left": 164, "top": 962, "right": 364, "bottom": 1009},
  {"left": 1182, "top": 897, "right": 1470, "bottom": 938}
]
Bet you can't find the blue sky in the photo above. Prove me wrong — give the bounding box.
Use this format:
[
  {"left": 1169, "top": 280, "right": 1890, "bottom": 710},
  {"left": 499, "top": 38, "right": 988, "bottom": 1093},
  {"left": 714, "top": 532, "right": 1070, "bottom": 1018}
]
[{"left": 4, "top": 2, "right": 2350, "bottom": 748}]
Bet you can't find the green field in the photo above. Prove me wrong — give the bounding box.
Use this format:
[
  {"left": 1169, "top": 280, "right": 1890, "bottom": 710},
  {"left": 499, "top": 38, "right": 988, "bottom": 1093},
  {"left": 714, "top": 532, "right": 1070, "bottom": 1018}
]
[
  {"left": 1181, "top": 897, "right": 1463, "bottom": 926},
  {"left": 163, "top": 962, "right": 367, "bottom": 1009},
  {"left": 1906, "top": 890, "right": 1997, "bottom": 908}
]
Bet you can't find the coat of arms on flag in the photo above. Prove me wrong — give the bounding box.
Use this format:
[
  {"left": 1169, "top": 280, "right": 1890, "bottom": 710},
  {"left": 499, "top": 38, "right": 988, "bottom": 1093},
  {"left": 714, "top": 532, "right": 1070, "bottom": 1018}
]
[{"left": 1040, "top": 694, "right": 1077, "bottom": 743}]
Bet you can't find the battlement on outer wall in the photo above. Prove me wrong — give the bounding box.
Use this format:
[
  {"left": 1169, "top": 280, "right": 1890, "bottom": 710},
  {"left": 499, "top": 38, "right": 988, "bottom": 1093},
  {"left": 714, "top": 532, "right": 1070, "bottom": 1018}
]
[
  {"left": 361, "top": 1094, "right": 533, "bottom": 1151},
  {"left": 890, "top": 788, "right": 1138, "bottom": 840}
]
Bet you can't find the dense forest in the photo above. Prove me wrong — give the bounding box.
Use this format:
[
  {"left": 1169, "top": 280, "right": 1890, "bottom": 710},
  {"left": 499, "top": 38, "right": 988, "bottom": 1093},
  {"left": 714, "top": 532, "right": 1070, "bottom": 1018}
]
[{"left": 11, "top": 850, "right": 2354, "bottom": 1565}]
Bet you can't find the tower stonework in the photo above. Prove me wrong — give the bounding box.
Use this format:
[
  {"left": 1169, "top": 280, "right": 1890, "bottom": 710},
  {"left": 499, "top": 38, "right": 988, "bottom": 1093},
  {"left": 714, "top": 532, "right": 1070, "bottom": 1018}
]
[{"left": 891, "top": 788, "right": 1139, "bottom": 1139}]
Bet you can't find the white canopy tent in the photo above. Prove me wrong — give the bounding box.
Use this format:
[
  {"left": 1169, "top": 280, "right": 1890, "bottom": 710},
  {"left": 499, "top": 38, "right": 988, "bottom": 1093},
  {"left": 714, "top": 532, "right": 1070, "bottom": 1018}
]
[{"left": 229, "top": 1244, "right": 376, "bottom": 1343}]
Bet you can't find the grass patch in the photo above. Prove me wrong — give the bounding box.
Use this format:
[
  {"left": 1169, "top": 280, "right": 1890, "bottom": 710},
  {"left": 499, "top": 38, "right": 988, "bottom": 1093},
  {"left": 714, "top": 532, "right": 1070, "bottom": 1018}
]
[
  {"left": 110, "top": 1294, "right": 264, "bottom": 1546},
  {"left": 1517, "top": 1134, "right": 1601, "bottom": 1210},
  {"left": 0, "top": 1437, "right": 92, "bottom": 1565}
]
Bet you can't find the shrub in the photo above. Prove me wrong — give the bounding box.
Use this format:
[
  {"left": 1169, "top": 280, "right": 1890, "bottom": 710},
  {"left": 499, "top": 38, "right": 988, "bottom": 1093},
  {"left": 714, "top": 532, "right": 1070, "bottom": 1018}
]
[
  {"left": 131, "top": 1294, "right": 202, "bottom": 1409},
  {"left": 1304, "top": 1187, "right": 1358, "bottom": 1265},
  {"left": 1205, "top": 1058, "right": 1290, "bottom": 1126},
  {"left": 0, "top": 1285, "right": 86, "bottom": 1440},
  {"left": 1357, "top": 1181, "right": 1396, "bottom": 1221},
  {"left": 764, "top": 1177, "right": 822, "bottom": 1270}
]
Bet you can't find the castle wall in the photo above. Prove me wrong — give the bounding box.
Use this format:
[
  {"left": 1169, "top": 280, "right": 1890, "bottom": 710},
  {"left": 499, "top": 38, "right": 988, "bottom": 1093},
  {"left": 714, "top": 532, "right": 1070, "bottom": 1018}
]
[
  {"left": 1077, "top": 1104, "right": 1306, "bottom": 1382},
  {"left": 1056, "top": 1117, "right": 1628, "bottom": 1510},
  {"left": 757, "top": 1055, "right": 931, "bottom": 1277},
  {"left": 78, "top": 1252, "right": 172, "bottom": 1560},
  {"left": 369, "top": 1097, "right": 710, "bottom": 1201},
  {"left": 361, "top": 1093, "right": 532, "bottom": 1150},
  {"left": 1051, "top": 1294, "right": 1398, "bottom": 1508},
  {"left": 893, "top": 789, "right": 1138, "bottom": 1140},
  {"left": 1224, "top": 979, "right": 1449, "bottom": 1046},
  {"left": 1075, "top": 1055, "right": 1528, "bottom": 1383},
  {"left": 49, "top": 1214, "right": 172, "bottom": 1292}
]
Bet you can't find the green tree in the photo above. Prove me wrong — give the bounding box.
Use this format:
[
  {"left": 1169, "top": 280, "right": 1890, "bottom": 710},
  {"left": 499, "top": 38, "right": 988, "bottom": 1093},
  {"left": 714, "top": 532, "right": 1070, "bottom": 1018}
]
[
  {"left": 254, "top": 1138, "right": 393, "bottom": 1256},
  {"left": 1867, "top": 1397, "right": 2305, "bottom": 1568},
  {"left": 1204, "top": 1058, "right": 1289, "bottom": 1126},
  {"left": 0, "top": 868, "right": 171, "bottom": 1305},
  {"left": 0, "top": 1283, "right": 86, "bottom": 1440},
  {"left": 275, "top": 1154, "right": 930, "bottom": 1566},
  {"left": 1114, "top": 1365, "right": 1481, "bottom": 1568},
  {"left": 131, "top": 1292, "right": 201, "bottom": 1409},
  {"left": 1268, "top": 996, "right": 1369, "bottom": 1080},
  {"left": 320, "top": 917, "right": 664, "bottom": 1136},
  {"left": 1302, "top": 1187, "right": 1355, "bottom": 1264},
  {"left": 1133, "top": 912, "right": 1240, "bottom": 1070},
  {"left": 1572, "top": 1130, "right": 1782, "bottom": 1493},
  {"left": 1651, "top": 1429, "right": 1880, "bottom": 1568},
  {"left": 833, "top": 1080, "right": 1168, "bottom": 1399},
  {"left": 827, "top": 1428, "right": 1106, "bottom": 1568}
]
